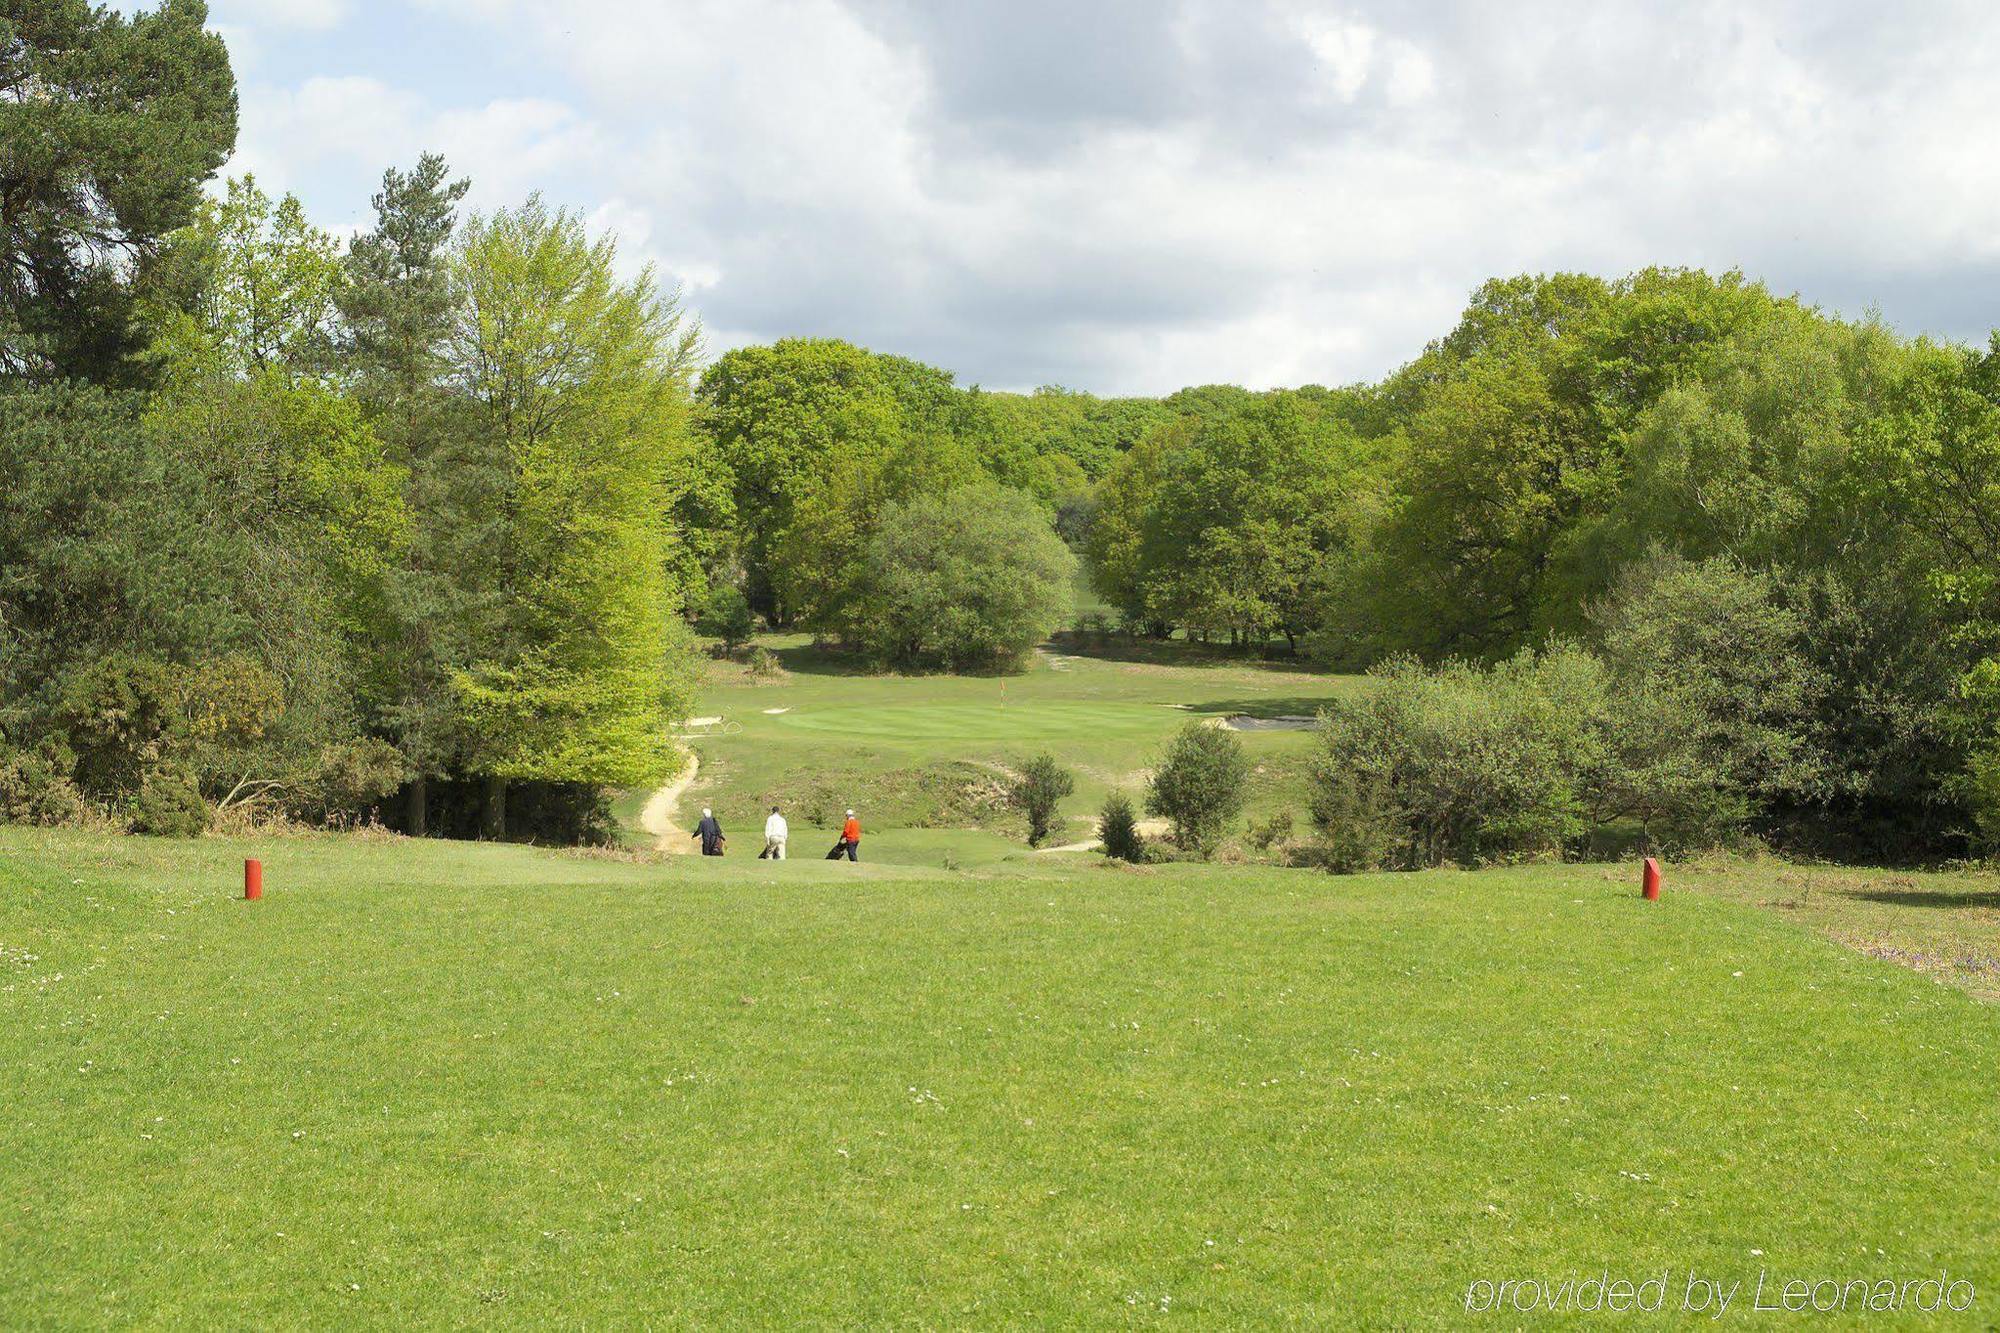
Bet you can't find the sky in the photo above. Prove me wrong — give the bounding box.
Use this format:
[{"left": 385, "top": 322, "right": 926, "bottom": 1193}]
[{"left": 197, "top": 0, "right": 2000, "bottom": 396}]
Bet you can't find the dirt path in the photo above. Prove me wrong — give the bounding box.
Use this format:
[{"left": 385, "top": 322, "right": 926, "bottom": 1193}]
[{"left": 640, "top": 749, "right": 700, "bottom": 854}]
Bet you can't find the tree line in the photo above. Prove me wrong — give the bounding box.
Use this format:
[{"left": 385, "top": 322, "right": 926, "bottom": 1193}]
[{"left": 1082, "top": 272, "right": 2000, "bottom": 863}]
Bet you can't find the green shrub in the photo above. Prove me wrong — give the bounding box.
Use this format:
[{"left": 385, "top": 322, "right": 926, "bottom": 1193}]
[
  {"left": 309, "top": 738, "right": 409, "bottom": 824},
  {"left": 0, "top": 738, "right": 86, "bottom": 827},
  {"left": 1146, "top": 722, "right": 1248, "bottom": 857},
  {"left": 1308, "top": 767, "right": 1399, "bottom": 873},
  {"left": 1306, "top": 563, "right": 1826, "bottom": 871},
  {"left": 178, "top": 652, "right": 286, "bottom": 751},
  {"left": 1962, "top": 743, "right": 2000, "bottom": 857},
  {"left": 1245, "top": 809, "right": 1294, "bottom": 852},
  {"left": 1591, "top": 553, "right": 1825, "bottom": 851},
  {"left": 53, "top": 651, "right": 299, "bottom": 810},
  {"left": 58, "top": 653, "right": 177, "bottom": 796},
  {"left": 1097, "top": 791, "right": 1145, "bottom": 862},
  {"left": 130, "top": 769, "right": 208, "bottom": 837},
  {"left": 1308, "top": 647, "right": 1611, "bottom": 870},
  {"left": 1011, "top": 753, "right": 1075, "bottom": 847},
  {"left": 747, "top": 645, "right": 782, "bottom": 680}
]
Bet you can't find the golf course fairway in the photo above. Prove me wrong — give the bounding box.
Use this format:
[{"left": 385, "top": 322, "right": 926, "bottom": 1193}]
[{"left": 4, "top": 828, "right": 1997, "bottom": 1325}]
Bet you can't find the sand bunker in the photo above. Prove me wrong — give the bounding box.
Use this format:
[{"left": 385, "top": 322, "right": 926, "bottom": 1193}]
[{"left": 1222, "top": 714, "right": 1317, "bottom": 731}]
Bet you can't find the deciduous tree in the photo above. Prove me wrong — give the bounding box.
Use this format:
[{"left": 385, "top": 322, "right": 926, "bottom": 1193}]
[{"left": 443, "top": 198, "right": 703, "bottom": 834}]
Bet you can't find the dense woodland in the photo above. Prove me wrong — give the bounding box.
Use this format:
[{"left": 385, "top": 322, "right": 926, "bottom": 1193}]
[{"left": 6, "top": 3, "right": 2000, "bottom": 863}]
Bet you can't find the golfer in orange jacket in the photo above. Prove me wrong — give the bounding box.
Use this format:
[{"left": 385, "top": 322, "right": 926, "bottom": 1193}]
[{"left": 840, "top": 809, "right": 861, "bottom": 861}]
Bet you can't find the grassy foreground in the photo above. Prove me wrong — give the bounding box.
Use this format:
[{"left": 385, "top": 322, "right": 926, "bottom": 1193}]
[{"left": 5, "top": 829, "right": 1999, "bottom": 1326}]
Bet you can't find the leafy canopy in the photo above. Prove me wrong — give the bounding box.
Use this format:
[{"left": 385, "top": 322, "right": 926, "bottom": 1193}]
[{"left": 855, "top": 483, "right": 1077, "bottom": 671}]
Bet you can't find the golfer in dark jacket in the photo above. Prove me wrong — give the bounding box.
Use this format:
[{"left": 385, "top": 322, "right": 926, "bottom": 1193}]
[{"left": 693, "top": 807, "right": 725, "bottom": 856}]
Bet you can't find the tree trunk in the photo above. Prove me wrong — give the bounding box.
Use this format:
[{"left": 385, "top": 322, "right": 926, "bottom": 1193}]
[
  {"left": 483, "top": 774, "right": 508, "bottom": 840},
  {"left": 407, "top": 773, "right": 428, "bottom": 838}
]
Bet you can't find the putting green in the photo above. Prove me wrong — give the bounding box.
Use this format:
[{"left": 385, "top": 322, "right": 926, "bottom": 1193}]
[{"left": 767, "top": 699, "right": 1179, "bottom": 742}]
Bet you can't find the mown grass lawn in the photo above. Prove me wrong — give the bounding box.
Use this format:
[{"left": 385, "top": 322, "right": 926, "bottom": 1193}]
[
  {"left": 5, "top": 829, "right": 1998, "bottom": 1326},
  {"left": 670, "top": 635, "right": 1357, "bottom": 855}
]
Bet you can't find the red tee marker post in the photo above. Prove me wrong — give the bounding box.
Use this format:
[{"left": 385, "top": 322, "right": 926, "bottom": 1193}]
[
  {"left": 244, "top": 858, "right": 263, "bottom": 901},
  {"left": 1641, "top": 856, "right": 1661, "bottom": 901}
]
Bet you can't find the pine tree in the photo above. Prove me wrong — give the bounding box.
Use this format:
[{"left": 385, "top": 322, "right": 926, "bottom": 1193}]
[
  {"left": 337, "top": 155, "right": 472, "bottom": 835},
  {"left": 1, "top": 0, "right": 236, "bottom": 384}
]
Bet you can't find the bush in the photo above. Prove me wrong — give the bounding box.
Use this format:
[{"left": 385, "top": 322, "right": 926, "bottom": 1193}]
[
  {"left": 1097, "top": 791, "right": 1145, "bottom": 862},
  {"left": 58, "top": 653, "right": 177, "bottom": 796},
  {"left": 1305, "top": 565, "right": 1826, "bottom": 872},
  {"left": 1146, "top": 722, "right": 1248, "bottom": 856},
  {"left": 308, "top": 737, "right": 408, "bottom": 824},
  {"left": 53, "top": 651, "right": 298, "bottom": 810},
  {"left": 747, "top": 645, "right": 783, "bottom": 680},
  {"left": 1245, "top": 809, "right": 1294, "bottom": 852},
  {"left": 1591, "top": 553, "right": 1825, "bottom": 851},
  {"left": 130, "top": 768, "right": 208, "bottom": 837},
  {"left": 855, "top": 484, "right": 1077, "bottom": 671},
  {"left": 1309, "top": 766, "right": 1400, "bottom": 873},
  {"left": 1011, "top": 753, "right": 1075, "bottom": 847},
  {"left": 0, "top": 737, "right": 86, "bottom": 827},
  {"left": 175, "top": 651, "right": 291, "bottom": 798},
  {"left": 178, "top": 652, "right": 286, "bottom": 752},
  {"left": 1308, "top": 648, "right": 1611, "bottom": 870}
]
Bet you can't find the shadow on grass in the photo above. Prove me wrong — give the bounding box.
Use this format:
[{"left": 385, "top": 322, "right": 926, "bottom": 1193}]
[
  {"left": 1850, "top": 889, "right": 2000, "bottom": 910},
  {"left": 762, "top": 633, "right": 1343, "bottom": 680},
  {"left": 1046, "top": 631, "right": 1334, "bottom": 673},
  {"left": 769, "top": 641, "right": 1029, "bottom": 680},
  {"left": 769, "top": 642, "right": 880, "bottom": 677}
]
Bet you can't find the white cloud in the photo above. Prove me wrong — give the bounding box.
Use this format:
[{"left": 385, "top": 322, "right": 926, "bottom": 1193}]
[
  {"left": 214, "top": 0, "right": 2000, "bottom": 393},
  {"left": 227, "top": 0, "right": 347, "bottom": 31},
  {"left": 225, "top": 77, "right": 611, "bottom": 236},
  {"left": 1297, "top": 18, "right": 1376, "bottom": 103},
  {"left": 1384, "top": 45, "right": 1435, "bottom": 107},
  {"left": 431, "top": 99, "right": 609, "bottom": 207}
]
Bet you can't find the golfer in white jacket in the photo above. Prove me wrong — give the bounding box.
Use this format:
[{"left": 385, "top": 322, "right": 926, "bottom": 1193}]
[{"left": 761, "top": 805, "right": 788, "bottom": 860}]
